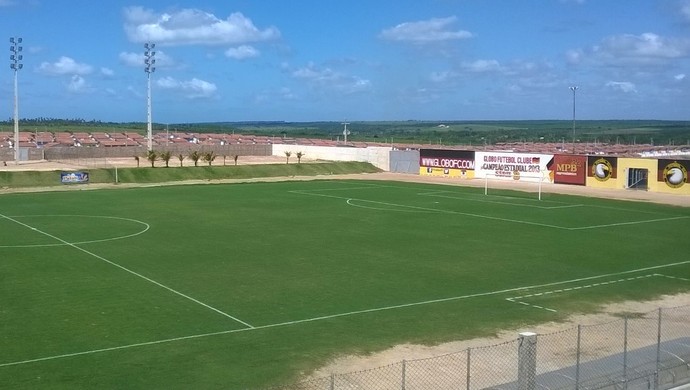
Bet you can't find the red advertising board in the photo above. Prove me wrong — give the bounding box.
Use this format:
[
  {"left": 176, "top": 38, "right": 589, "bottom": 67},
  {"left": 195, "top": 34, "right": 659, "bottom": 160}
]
[{"left": 550, "top": 155, "right": 587, "bottom": 185}]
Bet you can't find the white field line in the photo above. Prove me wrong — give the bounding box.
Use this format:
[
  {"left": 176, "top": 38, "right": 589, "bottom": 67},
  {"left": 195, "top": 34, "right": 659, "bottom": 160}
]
[
  {"left": 418, "top": 191, "right": 583, "bottom": 210},
  {"left": 291, "top": 185, "right": 388, "bottom": 192},
  {"left": 2, "top": 259, "right": 690, "bottom": 369},
  {"left": 0, "top": 215, "right": 150, "bottom": 248},
  {"left": 506, "top": 273, "right": 690, "bottom": 312},
  {"left": 345, "top": 199, "right": 428, "bottom": 213},
  {"left": 0, "top": 213, "right": 254, "bottom": 329},
  {"left": 293, "top": 188, "right": 689, "bottom": 231},
  {"left": 655, "top": 274, "right": 690, "bottom": 282},
  {"left": 567, "top": 216, "right": 690, "bottom": 231},
  {"left": 293, "top": 190, "right": 568, "bottom": 230}
]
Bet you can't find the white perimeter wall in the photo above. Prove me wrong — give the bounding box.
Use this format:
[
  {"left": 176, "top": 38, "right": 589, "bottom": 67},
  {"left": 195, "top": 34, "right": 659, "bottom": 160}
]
[{"left": 272, "top": 144, "right": 392, "bottom": 171}]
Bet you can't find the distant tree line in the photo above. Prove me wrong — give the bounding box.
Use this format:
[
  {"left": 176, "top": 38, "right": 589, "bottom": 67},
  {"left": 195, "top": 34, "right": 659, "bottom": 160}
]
[{"left": 1, "top": 118, "right": 689, "bottom": 147}]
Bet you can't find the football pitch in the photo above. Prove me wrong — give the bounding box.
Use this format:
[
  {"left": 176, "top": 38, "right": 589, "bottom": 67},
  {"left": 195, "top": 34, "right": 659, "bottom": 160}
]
[{"left": 1, "top": 179, "right": 689, "bottom": 389}]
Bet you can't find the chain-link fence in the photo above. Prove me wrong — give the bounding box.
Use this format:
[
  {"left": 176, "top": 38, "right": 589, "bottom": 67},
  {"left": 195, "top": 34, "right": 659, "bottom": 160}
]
[{"left": 268, "top": 305, "right": 690, "bottom": 390}]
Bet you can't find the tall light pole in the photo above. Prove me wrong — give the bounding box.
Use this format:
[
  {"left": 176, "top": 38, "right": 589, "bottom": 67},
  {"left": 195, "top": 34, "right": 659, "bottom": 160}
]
[
  {"left": 570, "top": 86, "right": 579, "bottom": 154},
  {"left": 341, "top": 122, "right": 350, "bottom": 144},
  {"left": 144, "top": 43, "right": 156, "bottom": 152},
  {"left": 10, "top": 37, "right": 23, "bottom": 164}
]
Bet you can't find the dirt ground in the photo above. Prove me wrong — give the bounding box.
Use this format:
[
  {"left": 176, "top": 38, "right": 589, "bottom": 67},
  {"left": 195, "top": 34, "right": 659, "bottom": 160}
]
[{"left": 3, "top": 157, "right": 690, "bottom": 381}]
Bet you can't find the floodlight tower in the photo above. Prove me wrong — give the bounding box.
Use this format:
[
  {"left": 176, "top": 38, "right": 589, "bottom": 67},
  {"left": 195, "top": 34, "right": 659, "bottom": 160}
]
[
  {"left": 144, "top": 43, "right": 156, "bottom": 151},
  {"left": 10, "top": 37, "right": 23, "bottom": 164},
  {"left": 341, "top": 122, "right": 350, "bottom": 144},
  {"left": 570, "top": 86, "right": 579, "bottom": 154}
]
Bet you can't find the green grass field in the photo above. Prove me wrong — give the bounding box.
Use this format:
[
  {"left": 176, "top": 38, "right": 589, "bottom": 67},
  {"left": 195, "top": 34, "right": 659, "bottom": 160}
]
[{"left": 1, "top": 180, "right": 689, "bottom": 389}]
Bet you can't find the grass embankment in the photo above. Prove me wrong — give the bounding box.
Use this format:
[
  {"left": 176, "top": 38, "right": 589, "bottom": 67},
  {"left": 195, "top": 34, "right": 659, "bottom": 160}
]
[{"left": 0, "top": 161, "right": 380, "bottom": 188}]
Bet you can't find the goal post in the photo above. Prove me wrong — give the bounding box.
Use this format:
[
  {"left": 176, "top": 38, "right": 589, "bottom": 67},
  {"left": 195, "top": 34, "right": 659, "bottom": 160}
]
[{"left": 483, "top": 170, "right": 549, "bottom": 200}]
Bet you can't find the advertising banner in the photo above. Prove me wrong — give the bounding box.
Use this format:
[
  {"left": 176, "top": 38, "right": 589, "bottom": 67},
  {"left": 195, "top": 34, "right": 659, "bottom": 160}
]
[
  {"left": 587, "top": 156, "right": 618, "bottom": 181},
  {"left": 419, "top": 149, "right": 475, "bottom": 170},
  {"left": 60, "top": 171, "right": 89, "bottom": 184},
  {"left": 419, "top": 149, "right": 475, "bottom": 178},
  {"left": 657, "top": 159, "right": 689, "bottom": 189},
  {"left": 474, "top": 151, "right": 554, "bottom": 182},
  {"left": 550, "top": 155, "right": 587, "bottom": 185}
]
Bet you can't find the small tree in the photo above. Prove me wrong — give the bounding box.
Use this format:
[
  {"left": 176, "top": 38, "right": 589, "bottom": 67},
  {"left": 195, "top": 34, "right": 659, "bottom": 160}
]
[
  {"left": 234, "top": 155, "right": 239, "bottom": 166},
  {"left": 160, "top": 151, "right": 172, "bottom": 168},
  {"left": 296, "top": 151, "right": 304, "bottom": 164},
  {"left": 202, "top": 151, "right": 217, "bottom": 166},
  {"left": 177, "top": 154, "right": 185, "bottom": 167},
  {"left": 146, "top": 150, "right": 158, "bottom": 168},
  {"left": 189, "top": 150, "right": 201, "bottom": 167},
  {"left": 134, "top": 155, "right": 140, "bottom": 168},
  {"left": 284, "top": 151, "right": 292, "bottom": 164}
]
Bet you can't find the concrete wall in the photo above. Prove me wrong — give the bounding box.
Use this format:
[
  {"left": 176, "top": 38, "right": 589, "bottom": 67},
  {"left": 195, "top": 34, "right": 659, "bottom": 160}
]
[
  {"left": 390, "top": 150, "right": 420, "bottom": 173},
  {"left": 272, "top": 144, "right": 392, "bottom": 171}
]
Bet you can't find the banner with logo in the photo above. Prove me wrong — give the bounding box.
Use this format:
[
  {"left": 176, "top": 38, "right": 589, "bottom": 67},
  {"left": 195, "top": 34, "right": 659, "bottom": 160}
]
[
  {"left": 549, "top": 155, "right": 587, "bottom": 185},
  {"left": 474, "top": 151, "right": 554, "bottom": 182},
  {"left": 419, "top": 149, "right": 475, "bottom": 178},
  {"left": 60, "top": 171, "right": 89, "bottom": 184},
  {"left": 587, "top": 156, "right": 618, "bottom": 182},
  {"left": 419, "top": 149, "right": 475, "bottom": 170},
  {"left": 657, "top": 159, "right": 689, "bottom": 189}
]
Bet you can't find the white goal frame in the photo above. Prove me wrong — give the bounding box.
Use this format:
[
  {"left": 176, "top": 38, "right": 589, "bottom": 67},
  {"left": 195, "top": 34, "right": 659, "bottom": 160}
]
[{"left": 483, "top": 171, "right": 549, "bottom": 200}]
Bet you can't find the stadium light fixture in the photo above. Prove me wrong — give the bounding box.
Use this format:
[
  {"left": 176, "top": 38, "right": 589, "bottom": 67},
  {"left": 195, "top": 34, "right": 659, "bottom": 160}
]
[
  {"left": 341, "top": 122, "right": 350, "bottom": 144},
  {"left": 10, "top": 37, "right": 23, "bottom": 165},
  {"left": 570, "top": 86, "right": 579, "bottom": 154},
  {"left": 144, "top": 42, "right": 156, "bottom": 152}
]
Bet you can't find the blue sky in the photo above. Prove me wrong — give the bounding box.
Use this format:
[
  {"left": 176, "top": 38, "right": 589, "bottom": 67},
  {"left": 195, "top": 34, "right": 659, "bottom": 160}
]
[{"left": 2, "top": 0, "right": 690, "bottom": 123}]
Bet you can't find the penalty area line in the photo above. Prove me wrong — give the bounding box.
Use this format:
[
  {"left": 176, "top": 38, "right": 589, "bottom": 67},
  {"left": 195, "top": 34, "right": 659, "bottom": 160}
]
[{"left": 3, "top": 259, "right": 690, "bottom": 369}]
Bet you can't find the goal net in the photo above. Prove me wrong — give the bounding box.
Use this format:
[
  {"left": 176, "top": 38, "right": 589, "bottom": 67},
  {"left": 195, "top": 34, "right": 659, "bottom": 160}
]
[{"left": 482, "top": 171, "right": 551, "bottom": 200}]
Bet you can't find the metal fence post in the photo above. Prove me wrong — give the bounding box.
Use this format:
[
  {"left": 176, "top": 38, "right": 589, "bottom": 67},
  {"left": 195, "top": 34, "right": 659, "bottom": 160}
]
[
  {"left": 467, "top": 348, "right": 471, "bottom": 390},
  {"left": 623, "top": 316, "right": 628, "bottom": 390},
  {"left": 575, "top": 325, "right": 582, "bottom": 390},
  {"left": 401, "top": 359, "right": 406, "bottom": 390},
  {"left": 518, "top": 332, "right": 537, "bottom": 390},
  {"left": 655, "top": 307, "right": 662, "bottom": 390}
]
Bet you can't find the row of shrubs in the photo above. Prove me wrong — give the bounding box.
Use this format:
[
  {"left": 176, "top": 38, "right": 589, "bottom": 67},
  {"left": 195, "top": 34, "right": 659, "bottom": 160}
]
[{"left": 134, "top": 150, "right": 305, "bottom": 168}]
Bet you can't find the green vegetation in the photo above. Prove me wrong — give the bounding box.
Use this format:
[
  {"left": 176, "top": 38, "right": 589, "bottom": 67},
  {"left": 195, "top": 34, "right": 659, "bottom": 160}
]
[
  {"left": 0, "top": 162, "right": 380, "bottom": 188},
  {"left": 3, "top": 119, "right": 690, "bottom": 147},
  {"left": 0, "top": 180, "right": 688, "bottom": 389}
]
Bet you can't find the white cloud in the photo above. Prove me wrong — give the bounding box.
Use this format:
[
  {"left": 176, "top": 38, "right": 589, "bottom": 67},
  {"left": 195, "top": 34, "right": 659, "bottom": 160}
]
[
  {"left": 576, "top": 33, "right": 690, "bottom": 66},
  {"left": 101, "top": 67, "right": 114, "bottom": 77},
  {"left": 675, "top": 73, "right": 686, "bottom": 81},
  {"left": 292, "top": 63, "right": 371, "bottom": 94},
  {"left": 605, "top": 81, "right": 637, "bottom": 93},
  {"left": 225, "top": 45, "right": 260, "bottom": 60},
  {"left": 156, "top": 76, "right": 217, "bottom": 98},
  {"left": 380, "top": 16, "right": 473, "bottom": 44},
  {"left": 461, "top": 59, "right": 503, "bottom": 73},
  {"left": 67, "top": 75, "right": 91, "bottom": 93},
  {"left": 38, "top": 56, "right": 93, "bottom": 76},
  {"left": 127, "top": 85, "right": 143, "bottom": 98},
  {"left": 565, "top": 49, "right": 584, "bottom": 64},
  {"left": 601, "top": 33, "right": 685, "bottom": 58},
  {"left": 123, "top": 6, "right": 280, "bottom": 46},
  {"left": 680, "top": 0, "right": 690, "bottom": 22}
]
